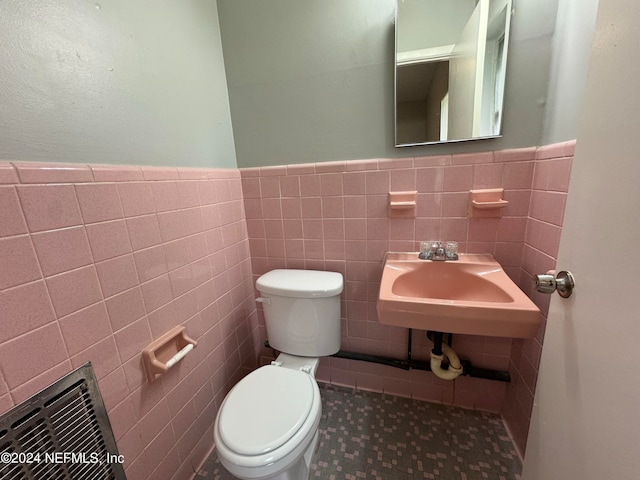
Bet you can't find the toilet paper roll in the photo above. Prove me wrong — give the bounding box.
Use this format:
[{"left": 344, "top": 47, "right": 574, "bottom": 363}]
[{"left": 165, "top": 344, "right": 194, "bottom": 368}]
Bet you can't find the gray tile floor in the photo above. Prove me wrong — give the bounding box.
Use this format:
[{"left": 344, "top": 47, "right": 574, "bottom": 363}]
[{"left": 198, "top": 384, "right": 522, "bottom": 480}]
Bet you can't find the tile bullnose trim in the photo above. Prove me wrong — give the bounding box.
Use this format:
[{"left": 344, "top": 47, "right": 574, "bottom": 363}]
[
  {"left": 140, "top": 166, "right": 181, "bottom": 181},
  {"left": 0, "top": 162, "right": 19, "bottom": 184},
  {"left": 91, "top": 165, "right": 144, "bottom": 182},
  {"left": 452, "top": 151, "right": 494, "bottom": 165},
  {"left": 239, "top": 167, "right": 261, "bottom": 178},
  {"left": 315, "top": 160, "right": 348, "bottom": 174},
  {"left": 178, "top": 167, "right": 240, "bottom": 180},
  {"left": 12, "top": 161, "right": 94, "bottom": 184},
  {"left": 414, "top": 154, "right": 452, "bottom": 167},
  {"left": 494, "top": 147, "right": 537, "bottom": 163},
  {"left": 2, "top": 161, "right": 246, "bottom": 184},
  {"left": 535, "top": 140, "right": 577, "bottom": 160}
]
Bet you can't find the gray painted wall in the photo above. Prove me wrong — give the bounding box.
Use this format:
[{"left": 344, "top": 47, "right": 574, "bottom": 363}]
[
  {"left": 217, "top": 0, "right": 396, "bottom": 167},
  {"left": 217, "top": 0, "right": 567, "bottom": 168},
  {"left": 0, "top": 0, "right": 595, "bottom": 169},
  {"left": 0, "top": 0, "right": 237, "bottom": 168}
]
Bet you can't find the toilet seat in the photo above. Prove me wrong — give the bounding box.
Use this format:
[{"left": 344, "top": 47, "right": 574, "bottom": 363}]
[
  {"left": 217, "top": 365, "right": 315, "bottom": 456},
  {"left": 214, "top": 365, "right": 322, "bottom": 479}
]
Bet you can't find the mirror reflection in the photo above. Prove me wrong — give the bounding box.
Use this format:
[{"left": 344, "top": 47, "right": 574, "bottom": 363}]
[{"left": 395, "top": 0, "right": 512, "bottom": 146}]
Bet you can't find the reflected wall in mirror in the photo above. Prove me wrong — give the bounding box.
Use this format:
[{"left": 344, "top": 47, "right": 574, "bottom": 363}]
[{"left": 395, "top": 0, "right": 512, "bottom": 147}]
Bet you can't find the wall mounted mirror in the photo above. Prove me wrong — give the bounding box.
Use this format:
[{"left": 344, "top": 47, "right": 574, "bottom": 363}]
[{"left": 395, "top": 0, "right": 512, "bottom": 147}]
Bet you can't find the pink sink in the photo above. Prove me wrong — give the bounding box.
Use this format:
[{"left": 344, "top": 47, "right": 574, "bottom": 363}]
[{"left": 376, "top": 252, "right": 542, "bottom": 338}]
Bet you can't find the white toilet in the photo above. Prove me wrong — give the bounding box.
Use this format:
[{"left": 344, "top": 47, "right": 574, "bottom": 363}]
[{"left": 214, "top": 269, "right": 343, "bottom": 480}]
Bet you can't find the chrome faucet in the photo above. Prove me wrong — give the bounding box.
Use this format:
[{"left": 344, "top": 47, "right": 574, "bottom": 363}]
[
  {"left": 419, "top": 241, "right": 458, "bottom": 261},
  {"left": 431, "top": 242, "right": 447, "bottom": 261}
]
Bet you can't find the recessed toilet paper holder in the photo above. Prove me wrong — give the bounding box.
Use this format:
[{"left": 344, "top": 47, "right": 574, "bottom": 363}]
[
  {"left": 534, "top": 270, "right": 575, "bottom": 298},
  {"left": 142, "top": 326, "right": 197, "bottom": 382}
]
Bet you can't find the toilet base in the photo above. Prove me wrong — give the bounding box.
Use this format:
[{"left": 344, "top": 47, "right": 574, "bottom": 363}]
[
  {"left": 270, "top": 429, "right": 318, "bottom": 480},
  {"left": 221, "top": 430, "right": 319, "bottom": 480}
]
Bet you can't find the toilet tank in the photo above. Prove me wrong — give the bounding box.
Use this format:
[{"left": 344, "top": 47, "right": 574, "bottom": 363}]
[{"left": 256, "top": 269, "right": 343, "bottom": 357}]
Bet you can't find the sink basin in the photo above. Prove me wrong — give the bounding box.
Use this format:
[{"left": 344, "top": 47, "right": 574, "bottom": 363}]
[{"left": 376, "top": 252, "right": 541, "bottom": 338}]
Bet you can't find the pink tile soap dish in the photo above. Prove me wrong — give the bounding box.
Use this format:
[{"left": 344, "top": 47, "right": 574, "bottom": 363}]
[
  {"left": 469, "top": 188, "right": 509, "bottom": 218},
  {"left": 389, "top": 191, "right": 417, "bottom": 218}
]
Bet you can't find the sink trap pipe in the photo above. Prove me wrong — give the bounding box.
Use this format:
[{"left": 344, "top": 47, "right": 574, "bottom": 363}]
[{"left": 429, "top": 333, "right": 463, "bottom": 380}]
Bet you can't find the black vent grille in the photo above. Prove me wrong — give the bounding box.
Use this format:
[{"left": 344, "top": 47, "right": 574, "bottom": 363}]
[{"left": 0, "top": 363, "right": 126, "bottom": 479}]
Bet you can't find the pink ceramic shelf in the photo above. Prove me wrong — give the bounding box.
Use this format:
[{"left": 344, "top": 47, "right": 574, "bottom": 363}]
[
  {"left": 469, "top": 188, "right": 509, "bottom": 218},
  {"left": 389, "top": 191, "right": 417, "bottom": 217}
]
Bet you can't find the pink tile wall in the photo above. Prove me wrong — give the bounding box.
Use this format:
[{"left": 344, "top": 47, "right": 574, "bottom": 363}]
[
  {"left": 502, "top": 140, "right": 575, "bottom": 456},
  {"left": 0, "top": 141, "right": 574, "bottom": 473},
  {"left": 0, "top": 161, "right": 259, "bottom": 480},
  {"left": 242, "top": 147, "right": 539, "bottom": 413}
]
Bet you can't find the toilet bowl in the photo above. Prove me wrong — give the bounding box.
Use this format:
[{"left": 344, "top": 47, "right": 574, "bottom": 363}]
[
  {"left": 214, "top": 356, "right": 322, "bottom": 480},
  {"left": 213, "top": 269, "right": 343, "bottom": 480}
]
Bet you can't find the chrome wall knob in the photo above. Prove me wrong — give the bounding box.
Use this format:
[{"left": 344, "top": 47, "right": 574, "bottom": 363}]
[{"left": 533, "top": 271, "right": 575, "bottom": 298}]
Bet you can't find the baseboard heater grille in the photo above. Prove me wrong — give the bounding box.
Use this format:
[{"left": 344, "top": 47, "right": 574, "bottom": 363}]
[{"left": 0, "top": 363, "right": 126, "bottom": 479}]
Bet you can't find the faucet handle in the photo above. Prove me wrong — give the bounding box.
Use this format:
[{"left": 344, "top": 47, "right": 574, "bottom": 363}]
[
  {"left": 444, "top": 241, "right": 459, "bottom": 260},
  {"left": 419, "top": 240, "right": 439, "bottom": 259}
]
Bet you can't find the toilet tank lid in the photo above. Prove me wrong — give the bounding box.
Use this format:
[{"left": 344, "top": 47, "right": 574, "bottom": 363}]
[{"left": 256, "top": 269, "right": 343, "bottom": 298}]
